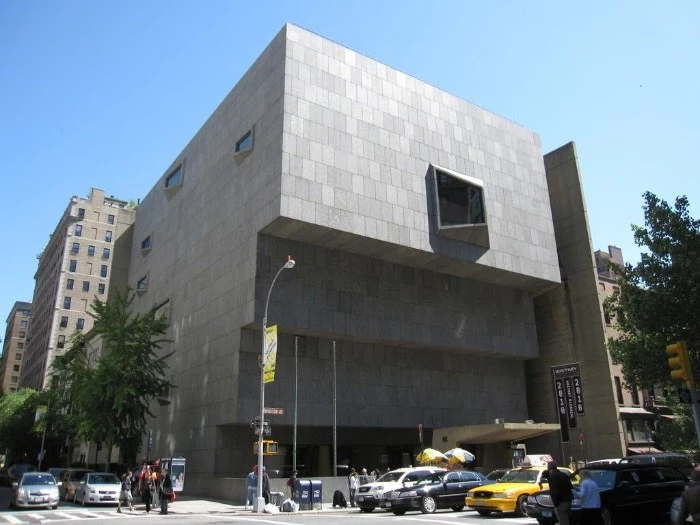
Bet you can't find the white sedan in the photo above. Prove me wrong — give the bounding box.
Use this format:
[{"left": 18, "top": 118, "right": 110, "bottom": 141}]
[
  {"left": 74, "top": 472, "right": 121, "bottom": 506},
  {"left": 10, "top": 472, "right": 61, "bottom": 509}
]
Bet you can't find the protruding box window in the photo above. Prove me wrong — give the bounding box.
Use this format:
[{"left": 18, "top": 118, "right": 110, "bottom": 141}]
[
  {"left": 141, "top": 235, "right": 152, "bottom": 252},
  {"left": 236, "top": 130, "right": 253, "bottom": 153},
  {"left": 165, "top": 165, "right": 183, "bottom": 188},
  {"left": 137, "top": 276, "right": 148, "bottom": 294}
]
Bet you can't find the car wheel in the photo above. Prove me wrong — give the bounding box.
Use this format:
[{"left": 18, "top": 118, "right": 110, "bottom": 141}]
[
  {"left": 602, "top": 507, "right": 613, "bottom": 525},
  {"left": 515, "top": 495, "right": 528, "bottom": 517},
  {"left": 360, "top": 507, "right": 373, "bottom": 513},
  {"left": 52, "top": 505, "right": 58, "bottom": 510},
  {"left": 420, "top": 496, "right": 437, "bottom": 514},
  {"left": 477, "top": 510, "right": 491, "bottom": 516},
  {"left": 450, "top": 505, "right": 464, "bottom": 511},
  {"left": 392, "top": 510, "right": 406, "bottom": 515}
]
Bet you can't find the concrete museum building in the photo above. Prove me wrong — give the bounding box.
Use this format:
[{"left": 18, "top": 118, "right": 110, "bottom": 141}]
[{"left": 127, "top": 24, "right": 623, "bottom": 496}]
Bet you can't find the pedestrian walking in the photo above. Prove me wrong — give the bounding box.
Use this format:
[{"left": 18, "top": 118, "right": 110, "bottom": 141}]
[
  {"left": 245, "top": 466, "right": 258, "bottom": 509},
  {"left": 348, "top": 468, "right": 359, "bottom": 507},
  {"left": 139, "top": 465, "right": 155, "bottom": 513},
  {"left": 287, "top": 469, "right": 298, "bottom": 501},
  {"left": 542, "top": 461, "right": 573, "bottom": 525},
  {"left": 262, "top": 467, "right": 271, "bottom": 504},
  {"left": 579, "top": 470, "right": 602, "bottom": 525},
  {"left": 116, "top": 471, "right": 134, "bottom": 513},
  {"left": 159, "top": 468, "right": 174, "bottom": 514},
  {"left": 677, "top": 468, "right": 700, "bottom": 525}
]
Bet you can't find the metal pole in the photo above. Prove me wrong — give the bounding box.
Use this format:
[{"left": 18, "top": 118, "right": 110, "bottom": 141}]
[
  {"left": 254, "top": 258, "right": 295, "bottom": 513},
  {"left": 38, "top": 399, "right": 49, "bottom": 471},
  {"left": 293, "top": 336, "right": 298, "bottom": 472},
  {"left": 332, "top": 340, "right": 337, "bottom": 477},
  {"left": 690, "top": 387, "right": 700, "bottom": 449}
]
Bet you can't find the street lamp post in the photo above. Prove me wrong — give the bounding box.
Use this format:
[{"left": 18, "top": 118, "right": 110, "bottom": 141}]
[{"left": 254, "top": 256, "right": 295, "bottom": 513}]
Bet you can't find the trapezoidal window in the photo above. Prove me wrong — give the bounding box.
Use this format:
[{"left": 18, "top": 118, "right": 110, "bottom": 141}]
[
  {"left": 165, "top": 165, "right": 183, "bottom": 189},
  {"left": 431, "top": 164, "right": 489, "bottom": 248},
  {"left": 234, "top": 128, "right": 254, "bottom": 162}
]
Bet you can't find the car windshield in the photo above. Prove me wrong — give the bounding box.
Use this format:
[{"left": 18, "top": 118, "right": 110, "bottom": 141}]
[
  {"left": 415, "top": 473, "right": 443, "bottom": 486},
  {"left": 377, "top": 471, "right": 407, "bottom": 482},
  {"left": 580, "top": 469, "right": 616, "bottom": 490},
  {"left": 487, "top": 470, "right": 508, "bottom": 480},
  {"left": 69, "top": 470, "right": 91, "bottom": 481},
  {"left": 23, "top": 474, "right": 56, "bottom": 485},
  {"left": 499, "top": 469, "right": 540, "bottom": 483},
  {"left": 87, "top": 474, "right": 120, "bottom": 485}
]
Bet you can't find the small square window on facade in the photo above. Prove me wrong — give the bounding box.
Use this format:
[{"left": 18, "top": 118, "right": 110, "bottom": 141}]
[
  {"left": 75, "top": 224, "right": 82, "bottom": 237},
  {"left": 76, "top": 318, "right": 85, "bottom": 330},
  {"left": 11, "top": 376, "right": 17, "bottom": 384},
  {"left": 137, "top": 276, "right": 148, "bottom": 292},
  {"left": 88, "top": 245, "right": 95, "bottom": 256},
  {"left": 235, "top": 129, "right": 254, "bottom": 154},
  {"left": 17, "top": 342, "right": 23, "bottom": 349},
  {"left": 60, "top": 316, "right": 68, "bottom": 328},
  {"left": 69, "top": 259, "right": 77, "bottom": 272},
  {"left": 12, "top": 365, "right": 19, "bottom": 372},
  {"left": 141, "top": 235, "right": 152, "bottom": 251},
  {"left": 15, "top": 353, "right": 22, "bottom": 361},
  {"left": 82, "top": 281, "right": 90, "bottom": 292},
  {"left": 71, "top": 242, "right": 80, "bottom": 254},
  {"left": 98, "top": 283, "right": 105, "bottom": 295},
  {"left": 67, "top": 278, "right": 74, "bottom": 290},
  {"left": 165, "top": 165, "right": 183, "bottom": 188},
  {"left": 20, "top": 320, "right": 27, "bottom": 328},
  {"left": 107, "top": 214, "right": 114, "bottom": 224},
  {"left": 431, "top": 164, "right": 489, "bottom": 248},
  {"left": 78, "top": 208, "right": 85, "bottom": 219},
  {"left": 100, "top": 265, "right": 108, "bottom": 278},
  {"left": 18, "top": 331, "right": 25, "bottom": 339},
  {"left": 105, "top": 230, "right": 113, "bottom": 243},
  {"left": 57, "top": 335, "right": 65, "bottom": 349},
  {"left": 103, "top": 247, "right": 110, "bottom": 259},
  {"left": 63, "top": 296, "right": 72, "bottom": 309}
]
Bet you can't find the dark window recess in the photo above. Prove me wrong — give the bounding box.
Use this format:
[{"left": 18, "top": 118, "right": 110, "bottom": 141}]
[
  {"left": 76, "top": 318, "right": 85, "bottom": 330},
  {"left": 98, "top": 283, "right": 105, "bottom": 295},
  {"left": 105, "top": 231, "right": 112, "bottom": 243},
  {"left": 165, "top": 165, "right": 183, "bottom": 188},
  {"left": 630, "top": 388, "right": 640, "bottom": 405},
  {"left": 75, "top": 225, "right": 82, "bottom": 237},
  {"left": 78, "top": 208, "right": 85, "bottom": 219},
  {"left": 57, "top": 335, "right": 65, "bottom": 349},
  {"left": 107, "top": 214, "right": 114, "bottom": 224},
  {"left": 63, "top": 296, "right": 72, "bottom": 309},
  {"left": 69, "top": 260, "right": 77, "bottom": 272},
  {"left": 60, "top": 316, "right": 68, "bottom": 328},
  {"left": 88, "top": 245, "right": 95, "bottom": 256},
  {"left": 614, "top": 376, "right": 624, "bottom": 405},
  {"left": 137, "top": 276, "right": 148, "bottom": 290},
  {"left": 436, "top": 170, "right": 485, "bottom": 226},
  {"left": 141, "top": 235, "right": 152, "bottom": 250},
  {"left": 103, "top": 248, "right": 110, "bottom": 259},
  {"left": 67, "top": 279, "right": 74, "bottom": 290},
  {"left": 235, "top": 130, "right": 253, "bottom": 153},
  {"left": 71, "top": 242, "right": 80, "bottom": 254},
  {"left": 100, "top": 265, "right": 108, "bottom": 278},
  {"left": 82, "top": 281, "right": 90, "bottom": 292}
]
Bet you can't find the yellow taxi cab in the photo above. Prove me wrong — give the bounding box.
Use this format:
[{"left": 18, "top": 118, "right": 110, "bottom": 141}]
[{"left": 465, "top": 465, "right": 575, "bottom": 517}]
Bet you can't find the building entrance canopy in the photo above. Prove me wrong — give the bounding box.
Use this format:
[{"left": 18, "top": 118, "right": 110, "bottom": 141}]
[{"left": 434, "top": 422, "right": 561, "bottom": 445}]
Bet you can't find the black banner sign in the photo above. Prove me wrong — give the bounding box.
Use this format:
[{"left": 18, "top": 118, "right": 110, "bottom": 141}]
[
  {"left": 564, "top": 377, "right": 577, "bottom": 429},
  {"left": 552, "top": 363, "right": 585, "bottom": 441},
  {"left": 554, "top": 378, "right": 569, "bottom": 442}
]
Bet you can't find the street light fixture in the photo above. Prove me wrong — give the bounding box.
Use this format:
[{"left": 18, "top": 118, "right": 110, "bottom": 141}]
[{"left": 254, "top": 256, "right": 295, "bottom": 513}]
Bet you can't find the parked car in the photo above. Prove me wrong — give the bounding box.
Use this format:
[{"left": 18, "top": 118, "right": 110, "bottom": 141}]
[
  {"left": 585, "top": 458, "right": 620, "bottom": 468},
  {"left": 485, "top": 468, "right": 511, "bottom": 481},
  {"left": 525, "top": 463, "right": 687, "bottom": 525},
  {"left": 47, "top": 467, "right": 65, "bottom": 481},
  {"left": 73, "top": 472, "right": 121, "bottom": 505},
  {"left": 355, "top": 467, "right": 446, "bottom": 513},
  {"left": 382, "top": 470, "right": 491, "bottom": 514},
  {"left": 465, "top": 465, "right": 575, "bottom": 517},
  {"left": 9, "top": 471, "right": 61, "bottom": 509},
  {"left": 58, "top": 468, "right": 94, "bottom": 501},
  {"left": 620, "top": 452, "right": 694, "bottom": 477},
  {"left": 2, "top": 463, "right": 37, "bottom": 486}
]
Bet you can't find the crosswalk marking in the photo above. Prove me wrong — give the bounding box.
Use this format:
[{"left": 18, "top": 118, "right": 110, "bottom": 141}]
[
  {"left": 51, "top": 511, "right": 81, "bottom": 520},
  {"left": 3, "top": 516, "right": 23, "bottom": 524}
]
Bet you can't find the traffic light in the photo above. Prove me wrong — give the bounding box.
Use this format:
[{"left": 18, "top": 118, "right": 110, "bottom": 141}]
[
  {"left": 253, "top": 440, "right": 279, "bottom": 455},
  {"left": 666, "top": 341, "right": 694, "bottom": 387}
]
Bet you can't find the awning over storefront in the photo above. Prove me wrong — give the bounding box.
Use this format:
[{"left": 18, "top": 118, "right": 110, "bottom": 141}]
[
  {"left": 627, "top": 446, "right": 663, "bottom": 454},
  {"left": 618, "top": 407, "right": 656, "bottom": 419},
  {"left": 434, "top": 422, "right": 561, "bottom": 445}
]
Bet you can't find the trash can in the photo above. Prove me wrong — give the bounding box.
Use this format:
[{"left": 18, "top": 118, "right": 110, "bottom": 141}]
[
  {"left": 296, "top": 479, "right": 311, "bottom": 510},
  {"left": 311, "top": 479, "right": 322, "bottom": 510},
  {"left": 270, "top": 491, "right": 285, "bottom": 509}
]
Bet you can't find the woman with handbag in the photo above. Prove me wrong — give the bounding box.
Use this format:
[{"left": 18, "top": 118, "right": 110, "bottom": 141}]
[{"left": 159, "top": 468, "right": 174, "bottom": 515}]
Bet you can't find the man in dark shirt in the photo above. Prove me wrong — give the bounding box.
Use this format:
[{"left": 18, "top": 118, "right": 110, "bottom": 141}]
[{"left": 543, "top": 460, "right": 573, "bottom": 525}]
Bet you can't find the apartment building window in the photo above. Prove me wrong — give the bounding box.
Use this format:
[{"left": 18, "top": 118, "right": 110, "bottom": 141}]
[
  {"left": 57, "top": 335, "right": 65, "bottom": 349},
  {"left": 105, "top": 231, "right": 113, "bottom": 243},
  {"left": 614, "top": 376, "right": 624, "bottom": 405},
  {"left": 63, "top": 296, "right": 72, "bottom": 309},
  {"left": 78, "top": 208, "right": 85, "bottom": 219},
  {"left": 630, "top": 387, "right": 640, "bottom": 405},
  {"left": 103, "top": 248, "right": 110, "bottom": 259},
  {"left": 165, "top": 165, "right": 183, "bottom": 188},
  {"left": 76, "top": 318, "right": 85, "bottom": 330},
  {"left": 88, "top": 245, "right": 95, "bottom": 256},
  {"left": 67, "top": 278, "right": 74, "bottom": 290},
  {"left": 69, "top": 259, "right": 77, "bottom": 272},
  {"left": 235, "top": 130, "right": 253, "bottom": 154},
  {"left": 10, "top": 376, "right": 18, "bottom": 384},
  {"left": 98, "top": 283, "right": 105, "bottom": 295},
  {"left": 141, "top": 235, "right": 152, "bottom": 251},
  {"left": 75, "top": 224, "right": 83, "bottom": 237},
  {"left": 107, "top": 214, "right": 115, "bottom": 224},
  {"left": 82, "top": 281, "right": 90, "bottom": 292},
  {"left": 21, "top": 309, "right": 29, "bottom": 317},
  {"left": 71, "top": 242, "right": 80, "bottom": 254},
  {"left": 20, "top": 320, "right": 27, "bottom": 328},
  {"left": 137, "top": 276, "right": 148, "bottom": 291},
  {"left": 16, "top": 342, "right": 23, "bottom": 349},
  {"left": 12, "top": 365, "right": 20, "bottom": 372},
  {"left": 60, "top": 316, "right": 68, "bottom": 328},
  {"left": 15, "top": 353, "right": 21, "bottom": 361},
  {"left": 100, "top": 265, "right": 108, "bottom": 278},
  {"left": 18, "top": 331, "right": 25, "bottom": 339}
]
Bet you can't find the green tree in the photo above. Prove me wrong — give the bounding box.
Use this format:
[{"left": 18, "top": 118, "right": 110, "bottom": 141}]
[
  {"left": 606, "top": 192, "right": 700, "bottom": 450},
  {"left": 0, "top": 389, "right": 41, "bottom": 465},
  {"left": 50, "top": 289, "right": 174, "bottom": 468}
]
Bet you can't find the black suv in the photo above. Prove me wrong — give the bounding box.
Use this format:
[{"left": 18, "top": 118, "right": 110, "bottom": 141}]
[
  {"left": 524, "top": 463, "right": 686, "bottom": 524},
  {"left": 619, "top": 452, "right": 694, "bottom": 477}
]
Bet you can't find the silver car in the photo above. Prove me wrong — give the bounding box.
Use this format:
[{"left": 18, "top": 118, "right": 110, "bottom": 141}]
[
  {"left": 10, "top": 472, "right": 61, "bottom": 509},
  {"left": 73, "top": 472, "right": 121, "bottom": 505}
]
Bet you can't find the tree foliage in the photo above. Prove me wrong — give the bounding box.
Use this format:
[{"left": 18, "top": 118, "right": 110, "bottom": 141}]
[
  {"left": 0, "top": 389, "right": 42, "bottom": 464},
  {"left": 49, "top": 289, "right": 174, "bottom": 467},
  {"left": 605, "top": 192, "right": 700, "bottom": 450}
]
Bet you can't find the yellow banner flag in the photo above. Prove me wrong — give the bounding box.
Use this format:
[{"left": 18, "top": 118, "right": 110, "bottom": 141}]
[
  {"left": 263, "top": 325, "right": 278, "bottom": 384},
  {"left": 33, "top": 405, "right": 48, "bottom": 433}
]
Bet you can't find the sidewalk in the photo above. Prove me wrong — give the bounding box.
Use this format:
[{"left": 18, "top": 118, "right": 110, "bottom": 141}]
[{"left": 152, "top": 496, "right": 351, "bottom": 515}]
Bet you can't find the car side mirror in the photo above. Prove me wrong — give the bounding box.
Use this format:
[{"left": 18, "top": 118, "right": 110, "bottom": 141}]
[
  {"left": 57, "top": 482, "right": 62, "bottom": 487},
  {"left": 11, "top": 482, "right": 18, "bottom": 488}
]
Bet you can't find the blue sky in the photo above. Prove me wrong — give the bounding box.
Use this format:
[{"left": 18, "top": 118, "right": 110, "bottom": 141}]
[{"left": 1, "top": 1, "right": 698, "bottom": 325}]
